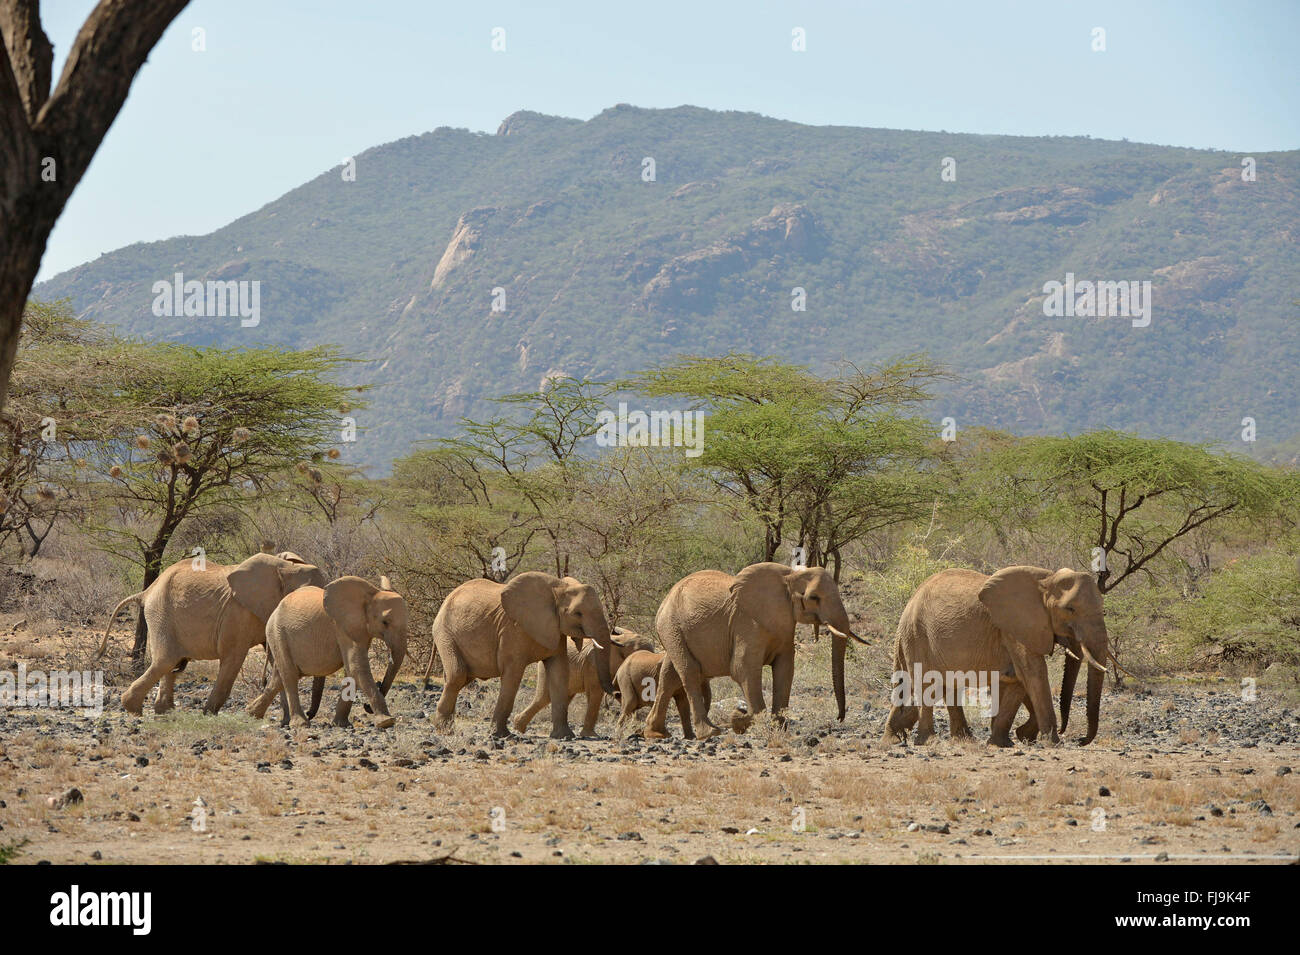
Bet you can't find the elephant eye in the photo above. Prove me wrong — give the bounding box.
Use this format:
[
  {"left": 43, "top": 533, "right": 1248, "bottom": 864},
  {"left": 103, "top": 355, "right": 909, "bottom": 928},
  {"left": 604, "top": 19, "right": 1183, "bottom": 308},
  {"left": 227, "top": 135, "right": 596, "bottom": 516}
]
[{"left": 808, "top": 594, "right": 820, "bottom": 603}]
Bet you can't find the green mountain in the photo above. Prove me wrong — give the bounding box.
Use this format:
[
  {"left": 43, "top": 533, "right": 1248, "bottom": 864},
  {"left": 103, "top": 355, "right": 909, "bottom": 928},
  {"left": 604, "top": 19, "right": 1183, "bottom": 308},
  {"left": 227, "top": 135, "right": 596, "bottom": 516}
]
[{"left": 36, "top": 104, "right": 1300, "bottom": 469}]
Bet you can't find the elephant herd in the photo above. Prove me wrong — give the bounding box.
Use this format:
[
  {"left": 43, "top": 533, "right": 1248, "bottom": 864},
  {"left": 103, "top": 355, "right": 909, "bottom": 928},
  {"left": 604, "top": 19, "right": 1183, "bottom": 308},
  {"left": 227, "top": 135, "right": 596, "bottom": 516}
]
[{"left": 96, "top": 552, "right": 1117, "bottom": 746}]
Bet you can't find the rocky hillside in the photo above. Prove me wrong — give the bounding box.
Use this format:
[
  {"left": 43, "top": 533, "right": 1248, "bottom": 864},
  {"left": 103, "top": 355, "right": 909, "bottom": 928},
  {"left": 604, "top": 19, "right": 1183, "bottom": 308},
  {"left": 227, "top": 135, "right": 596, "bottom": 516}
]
[{"left": 36, "top": 105, "right": 1300, "bottom": 468}]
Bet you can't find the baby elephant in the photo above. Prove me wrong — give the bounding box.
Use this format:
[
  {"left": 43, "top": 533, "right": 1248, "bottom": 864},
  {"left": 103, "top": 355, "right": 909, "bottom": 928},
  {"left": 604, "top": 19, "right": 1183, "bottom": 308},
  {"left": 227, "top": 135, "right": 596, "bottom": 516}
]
[
  {"left": 614, "top": 650, "right": 712, "bottom": 739},
  {"left": 249, "top": 575, "right": 408, "bottom": 728},
  {"left": 514, "top": 629, "right": 651, "bottom": 736}
]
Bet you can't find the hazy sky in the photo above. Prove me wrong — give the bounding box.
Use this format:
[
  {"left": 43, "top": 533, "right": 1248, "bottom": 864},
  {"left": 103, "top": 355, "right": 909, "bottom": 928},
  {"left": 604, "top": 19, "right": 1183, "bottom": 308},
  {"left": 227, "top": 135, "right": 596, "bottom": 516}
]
[{"left": 36, "top": 0, "right": 1300, "bottom": 281}]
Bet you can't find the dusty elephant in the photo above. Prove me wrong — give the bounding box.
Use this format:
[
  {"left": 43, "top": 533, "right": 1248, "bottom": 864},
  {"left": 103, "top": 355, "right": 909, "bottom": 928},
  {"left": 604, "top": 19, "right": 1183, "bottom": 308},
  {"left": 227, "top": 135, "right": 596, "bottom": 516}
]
[
  {"left": 881, "top": 566, "right": 1112, "bottom": 747},
  {"left": 98, "top": 552, "right": 326, "bottom": 715},
  {"left": 645, "top": 562, "right": 867, "bottom": 740},
  {"left": 421, "top": 571, "right": 619, "bottom": 738},
  {"left": 513, "top": 628, "right": 651, "bottom": 736},
  {"left": 248, "top": 575, "right": 408, "bottom": 728},
  {"left": 613, "top": 649, "right": 713, "bottom": 737}
]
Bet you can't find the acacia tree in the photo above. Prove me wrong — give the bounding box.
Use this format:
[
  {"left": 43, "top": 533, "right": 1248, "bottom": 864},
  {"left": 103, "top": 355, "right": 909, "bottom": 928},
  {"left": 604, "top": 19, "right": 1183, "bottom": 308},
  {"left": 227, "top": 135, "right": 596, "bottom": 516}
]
[
  {"left": 994, "top": 431, "right": 1286, "bottom": 593},
  {"left": 87, "top": 344, "right": 359, "bottom": 656},
  {"left": 634, "top": 354, "right": 949, "bottom": 577},
  {"left": 0, "top": 299, "right": 136, "bottom": 556},
  {"left": 0, "top": 0, "right": 191, "bottom": 412}
]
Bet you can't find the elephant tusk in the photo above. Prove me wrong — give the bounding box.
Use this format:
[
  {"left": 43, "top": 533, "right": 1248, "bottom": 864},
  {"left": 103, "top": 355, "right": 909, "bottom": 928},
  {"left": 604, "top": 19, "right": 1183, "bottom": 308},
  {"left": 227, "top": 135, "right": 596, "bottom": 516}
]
[
  {"left": 827, "top": 625, "right": 871, "bottom": 647},
  {"left": 1061, "top": 646, "right": 1080, "bottom": 661},
  {"left": 1080, "top": 644, "right": 1107, "bottom": 673},
  {"left": 1108, "top": 652, "right": 1138, "bottom": 680}
]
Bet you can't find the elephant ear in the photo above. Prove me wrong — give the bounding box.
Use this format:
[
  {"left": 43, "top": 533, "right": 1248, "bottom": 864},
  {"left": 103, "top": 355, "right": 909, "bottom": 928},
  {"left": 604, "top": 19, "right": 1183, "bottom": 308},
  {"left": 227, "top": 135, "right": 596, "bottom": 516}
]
[
  {"left": 227, "top": 553, "right": 292, "bottom": 623},
  {"left": 500, "top": 571, "right": 563, "bottom": 652},
  {"left": 323, "top": 576, "right": 379, "bottom": 640},
  {"left": 728, "top": 562, "right": 797, "bottom": 631},
  {"left": 977, "top": 566, "right": 1055, "bottom": 656}
]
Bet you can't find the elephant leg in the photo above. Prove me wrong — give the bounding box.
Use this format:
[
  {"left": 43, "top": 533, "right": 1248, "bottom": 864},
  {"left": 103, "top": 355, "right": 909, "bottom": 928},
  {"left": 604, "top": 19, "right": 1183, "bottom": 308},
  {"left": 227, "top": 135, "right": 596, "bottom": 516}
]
[
  {"left": 580, "top": 690, "right": 602, "bottom": 737},
  {"left": 154, "top": 670, "right": 176, "bottom": 714},
  {"left": 1010, "top": 649, "right": 1058, "bottom": 744},
  {"left": 882, "top": 691, "right": 920, "bottom": 744},
  {"left": 542, "top": 653, "right": 573, "bottom": 739},
  {"left": 1016, "top": 695, "right": 1040, "bottom": 742},
  {"left": 673, "top": 689, "right": 694, "bottom": 739},
  {"left": 247, "top": 669, "right": 284, "bottom": 721},
  {"left": 644, "top": 658, "right": 683, "bottom": 739},
  {"left": 333, "top": 689, "right": 354, "bottom": 728},
  {"left": 490, "top": 659, "right": 527, "bottom": 738},
  {"left": 948, "top": 704, "right": 972, "bottom": 739},
  {"left": 121, "top": 656, "right": 181, "bottom": 716},
  {"left": 280, "top": 669, "right": 309, "bottom": 728},
  {"left": 434, "top": 647, "right": 468, "bottom": 731},
  {"left": 344, "top": 644, "right": 395, "bottom": 728},
  {"left": 679, "top": 654, "right": 720, "bottom": 740},
  {"left": 306, "top": 677, "right": 325, "bottom": 720},
  {"left": 990, "top": 677, "right": 1025, "bottom": 747},
  {"left": 202, "top": 649, "right": 248, "bottom": 715},
  {"left": 770, "top": 651, "right": 794, "bottom": 724},
  {"left": 914, "top": 706, "right": 935, "bottom": 744},
  {"left": 513, "top": 662, "right": 549, "bottom": 734}
]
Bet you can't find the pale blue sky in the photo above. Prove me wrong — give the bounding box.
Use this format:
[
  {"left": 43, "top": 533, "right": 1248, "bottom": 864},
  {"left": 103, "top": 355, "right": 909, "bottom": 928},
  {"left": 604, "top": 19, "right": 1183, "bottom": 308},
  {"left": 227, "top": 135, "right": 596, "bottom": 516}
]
[{"left": 36, "top": 0, "right": 1300, "bottom": 280}]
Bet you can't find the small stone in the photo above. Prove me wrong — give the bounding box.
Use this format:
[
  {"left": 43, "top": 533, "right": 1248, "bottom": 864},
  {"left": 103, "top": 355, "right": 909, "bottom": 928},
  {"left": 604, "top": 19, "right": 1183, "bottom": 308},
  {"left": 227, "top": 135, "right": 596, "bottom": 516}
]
[
  {"left": 694, "top": 855, "right": 719, "bottom": 865},
  {"left": 1098, "top": 786, "right": 1111, "bottom": 796}
]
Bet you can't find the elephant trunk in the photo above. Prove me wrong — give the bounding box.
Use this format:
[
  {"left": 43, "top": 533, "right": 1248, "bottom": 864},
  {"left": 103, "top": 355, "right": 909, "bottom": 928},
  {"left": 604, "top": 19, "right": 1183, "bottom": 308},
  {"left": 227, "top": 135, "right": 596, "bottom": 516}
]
[
  {"left": 586, "top": 620, "right": 617, "bottom": 694},
  {"left": 378, "top": 632, "right": 407, "bottom": 697},
  {"left": 1076, "top": 622, "right": 1108, "bottom": 745},
  {"left": 1058, "top": 652, "right": 1081, "bottom": 734},
  {"left": 822, "top": 602, "right": 855, "bottom": 722},
  {"left": 831, "top": 632, "right": 847, "bottom": 722},
  {"left": 1082, "top": 661, "right": 1103, "bottom": 746}
]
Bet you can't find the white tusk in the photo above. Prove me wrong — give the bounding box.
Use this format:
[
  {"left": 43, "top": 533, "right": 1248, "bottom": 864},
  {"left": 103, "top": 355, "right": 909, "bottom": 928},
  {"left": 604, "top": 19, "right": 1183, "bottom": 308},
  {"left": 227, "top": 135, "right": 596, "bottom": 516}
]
[
  {"left": 1061, "top": 646, "right": 1080, "bottom": 661},
  {"left": 1080, "top": 644, "right": 1107, "bottom": 673},
  {"left": 1108, "top": 651, "right": 1138, "bottom": 680}
]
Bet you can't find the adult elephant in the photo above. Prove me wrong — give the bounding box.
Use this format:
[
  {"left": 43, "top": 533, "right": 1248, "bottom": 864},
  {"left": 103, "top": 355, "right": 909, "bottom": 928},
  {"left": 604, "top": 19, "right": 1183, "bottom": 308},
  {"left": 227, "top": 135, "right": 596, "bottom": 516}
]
[
  {"left": 513, "top": 628, "right": 650, "bottom": 736},
  {"left": 881, "top": 566, "right": 1111, "bottom": 747},
  {"left": 248, "top": 575, "right": 408, "bottom": 728},
  {"left": 421, "top": 571, "right": 619, "bottom": 739},
  {"left": 645, "top": 562, "right": 868, "bottom": 740},
  {"left": 98, "top": 552, "right": 326, "bottom": 715}
]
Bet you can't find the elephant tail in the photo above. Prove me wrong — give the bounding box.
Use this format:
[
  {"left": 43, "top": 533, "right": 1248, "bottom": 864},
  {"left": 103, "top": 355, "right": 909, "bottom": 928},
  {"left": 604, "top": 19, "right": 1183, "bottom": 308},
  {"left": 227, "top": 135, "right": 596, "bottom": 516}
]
[
  {"left": 421, "top": 640, "right": 440, "bottom": 689},
  {"left": 891, "top": 624, "right": 907, "bottom": 674},
  {"left": 96, "top": 592, "right": 145, "bottom": 660}
]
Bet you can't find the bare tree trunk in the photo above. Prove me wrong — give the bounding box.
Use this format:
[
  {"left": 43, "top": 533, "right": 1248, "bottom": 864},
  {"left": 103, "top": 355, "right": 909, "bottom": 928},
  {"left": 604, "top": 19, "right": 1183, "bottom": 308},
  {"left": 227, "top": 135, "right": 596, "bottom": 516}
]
[{"left": 0, "top": 0, "right": 191, "bottom": 411}]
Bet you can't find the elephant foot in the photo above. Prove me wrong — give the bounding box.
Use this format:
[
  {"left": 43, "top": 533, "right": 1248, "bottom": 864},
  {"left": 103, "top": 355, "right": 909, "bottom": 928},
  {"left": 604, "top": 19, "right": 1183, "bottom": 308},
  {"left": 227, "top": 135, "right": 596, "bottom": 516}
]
[
  {"left": 729, "top": 709, "right": 754, "bottom": 734},
  {"left": 372, "top": 714, "right": 396, "bottom": 730},
  {"left": 290, "top": 715, "right": 310, "bottom": 729},
  {"left": 1015, "top": 725, "right": 1039, "bottom": 743},
  {"left": 644, "top": 727, "right": 669, "bottom": 740},
  {"left": 512, "top": 720, "right": 530, "bottom": 734},
  {"left": 490, "top": 727, "right": 520, "bottom": 740},
  {"left": 987, "top": 733, "right": 1013, "bottom": 748},
  {"left": 693, "top": 724, "right": 722, "bottom": 740},
  {"left": 549, "top": 727, "right": 575, "bottom": 740}
]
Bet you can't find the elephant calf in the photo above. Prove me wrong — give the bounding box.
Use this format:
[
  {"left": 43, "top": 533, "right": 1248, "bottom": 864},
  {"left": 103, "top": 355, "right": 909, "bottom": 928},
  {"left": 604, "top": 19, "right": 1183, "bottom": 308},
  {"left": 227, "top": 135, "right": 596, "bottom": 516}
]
[
  {"left": 248, "top": 575, "right": 408, "bottom": 728},
  {"left": 514, "top": 629, "right": 651, "bottom": 736},
  {"left": 613, "top": 650, "right": 712, "bottom": 738}
]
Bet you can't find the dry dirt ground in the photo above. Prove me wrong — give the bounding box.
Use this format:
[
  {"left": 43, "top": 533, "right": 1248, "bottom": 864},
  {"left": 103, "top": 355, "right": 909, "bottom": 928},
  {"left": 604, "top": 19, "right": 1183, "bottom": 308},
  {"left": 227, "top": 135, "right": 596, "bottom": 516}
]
[{"left": 1, "top": 620, "right": 1297, "bottom": 865}]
